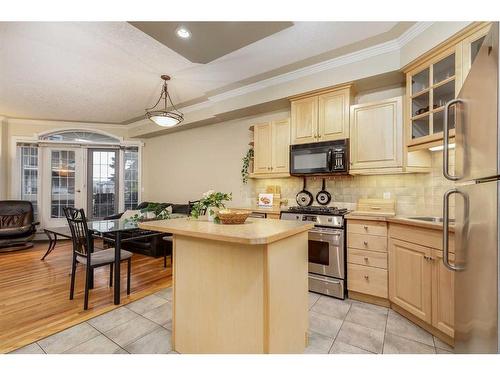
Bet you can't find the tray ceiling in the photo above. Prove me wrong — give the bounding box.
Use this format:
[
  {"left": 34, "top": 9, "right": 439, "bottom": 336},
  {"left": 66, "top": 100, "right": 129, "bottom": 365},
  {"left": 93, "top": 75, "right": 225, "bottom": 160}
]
[{"left": 0, "top": 22, "right": 410, "bottom": 124}]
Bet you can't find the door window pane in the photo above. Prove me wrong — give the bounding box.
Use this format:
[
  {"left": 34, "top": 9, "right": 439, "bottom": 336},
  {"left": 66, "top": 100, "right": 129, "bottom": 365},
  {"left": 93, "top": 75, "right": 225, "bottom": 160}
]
[
  {"left": 433, "top": 53, "right": 455, "bottom": 84},
  {"left": 20, "top": 146, "right": 39, "bottom": 218},
  {"left": 90, "top": 150, "right": 117, "bottom": 219},
  {"left": 411, "top": 68, "right": 429, "bottom": 94},
  {"left": 51, "top": 150, "right": 76, "bottom": 218},
  {"left": 124, "top": 148, "right": 139, "bottom": 210}
]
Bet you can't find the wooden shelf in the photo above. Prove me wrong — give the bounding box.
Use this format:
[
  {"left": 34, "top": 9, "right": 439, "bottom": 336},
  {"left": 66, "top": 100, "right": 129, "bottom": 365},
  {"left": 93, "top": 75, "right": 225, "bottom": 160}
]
[
  {"left": 411, "top": 111, "right": 430, "bottom": 121},
  {"left": 411, "top": 87, "right": 430, "bottom": 99},
  {"left": 432, "top": 75, "right": 455, "bottom": 89},
  {"left": 249, "top": 172, "right": 291, "bottom": 179}
]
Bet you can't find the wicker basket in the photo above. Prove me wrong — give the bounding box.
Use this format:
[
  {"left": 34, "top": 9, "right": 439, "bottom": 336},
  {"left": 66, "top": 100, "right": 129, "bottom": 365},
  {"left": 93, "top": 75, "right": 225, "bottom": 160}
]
[{"left": 217, "top": 210, "right": 251, "bottom": 225}]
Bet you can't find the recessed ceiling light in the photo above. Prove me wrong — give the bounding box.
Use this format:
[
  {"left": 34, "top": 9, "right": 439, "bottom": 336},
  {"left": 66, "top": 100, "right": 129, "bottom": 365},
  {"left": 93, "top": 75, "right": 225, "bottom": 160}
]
[{"left": 176, "top": 26, "right": 191, "bottom": 39}]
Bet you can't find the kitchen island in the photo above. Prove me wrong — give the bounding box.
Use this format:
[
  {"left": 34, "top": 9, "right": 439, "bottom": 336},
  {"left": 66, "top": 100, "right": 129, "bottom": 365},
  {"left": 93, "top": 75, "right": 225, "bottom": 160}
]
[{"left": 139, "top": 217, "right": 313, "bottom": 354}]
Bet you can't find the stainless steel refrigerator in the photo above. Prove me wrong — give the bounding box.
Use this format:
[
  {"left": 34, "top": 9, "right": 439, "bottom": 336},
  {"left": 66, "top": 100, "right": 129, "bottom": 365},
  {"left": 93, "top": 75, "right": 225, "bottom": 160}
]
[{"left": 442, "top": 22, "right": 499, "bottom": 353}]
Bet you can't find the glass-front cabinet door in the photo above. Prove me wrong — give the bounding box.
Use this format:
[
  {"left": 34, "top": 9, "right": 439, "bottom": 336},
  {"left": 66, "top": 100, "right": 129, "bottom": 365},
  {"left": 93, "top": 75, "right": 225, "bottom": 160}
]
[{"left": 407, "top": 46, "right": 459, "bottom": 147}]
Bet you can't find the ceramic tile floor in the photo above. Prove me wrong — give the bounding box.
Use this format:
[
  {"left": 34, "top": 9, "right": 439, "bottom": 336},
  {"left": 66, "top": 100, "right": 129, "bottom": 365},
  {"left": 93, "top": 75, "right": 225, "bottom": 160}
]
[{"left": 9, "top": 289, "right": 454, "bottom": 354}]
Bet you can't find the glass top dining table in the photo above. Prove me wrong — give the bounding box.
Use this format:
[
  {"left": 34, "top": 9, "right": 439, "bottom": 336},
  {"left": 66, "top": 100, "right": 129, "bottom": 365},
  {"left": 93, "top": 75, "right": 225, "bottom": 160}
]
[{"left": 88, "top": 214, "right": 186, "bottom": 304}]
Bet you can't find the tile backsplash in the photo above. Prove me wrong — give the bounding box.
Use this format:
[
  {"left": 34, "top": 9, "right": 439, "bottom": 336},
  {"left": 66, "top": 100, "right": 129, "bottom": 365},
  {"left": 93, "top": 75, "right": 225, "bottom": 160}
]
[{"left": 251, "top": 151, "right": 455, "bottom": 217}]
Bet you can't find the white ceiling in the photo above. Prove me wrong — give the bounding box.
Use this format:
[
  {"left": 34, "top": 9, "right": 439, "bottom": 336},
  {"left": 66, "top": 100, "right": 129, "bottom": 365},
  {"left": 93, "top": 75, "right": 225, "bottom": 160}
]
[{"left": 0, "top": 22, "right": 402, "bottom": 124}]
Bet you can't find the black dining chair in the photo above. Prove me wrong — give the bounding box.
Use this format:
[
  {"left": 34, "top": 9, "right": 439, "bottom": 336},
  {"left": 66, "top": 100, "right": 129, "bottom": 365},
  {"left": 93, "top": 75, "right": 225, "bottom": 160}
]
[{"left": 63, "top": 207, "right": 133, "bottom": 310}]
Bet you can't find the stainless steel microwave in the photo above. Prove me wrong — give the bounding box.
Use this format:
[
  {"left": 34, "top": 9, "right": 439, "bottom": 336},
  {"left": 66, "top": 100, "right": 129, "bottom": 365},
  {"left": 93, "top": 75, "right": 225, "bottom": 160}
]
[{"left": 290, "top": 139, "right": 349, "bottom": 175}]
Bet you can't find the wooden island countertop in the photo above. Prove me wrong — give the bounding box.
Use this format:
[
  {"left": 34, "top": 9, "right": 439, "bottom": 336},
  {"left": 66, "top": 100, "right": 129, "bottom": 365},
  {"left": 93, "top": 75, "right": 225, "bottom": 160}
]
[
  {"left": 138, "top": 216, "right": 311, "bottom": 354},
  {"left": 138, "top": 217, "right": 312, "bottom": 245}
]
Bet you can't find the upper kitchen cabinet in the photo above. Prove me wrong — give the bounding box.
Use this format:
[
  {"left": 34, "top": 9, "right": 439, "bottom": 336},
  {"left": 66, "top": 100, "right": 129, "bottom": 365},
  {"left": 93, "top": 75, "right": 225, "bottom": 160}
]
[
  {"left": 460, "top": 23, "right": 491, "bottom": 86},
  {"left": 405, "top": 45, "right": 460, "bottom": 150},
  {"left": 403, "top": 22, "right": 491, "bottom": 151},
  {"left": 290, "top": 96, "right": 317, "bottom": 144},
  {"left": 290, "top": 84, "right": 353, "bottom": 145},
  {"left": 349, "top": 97, "right": 403, "bottom": 173},
  {"left": 250, "top": 119, "right": 291, "bottom": 178}
]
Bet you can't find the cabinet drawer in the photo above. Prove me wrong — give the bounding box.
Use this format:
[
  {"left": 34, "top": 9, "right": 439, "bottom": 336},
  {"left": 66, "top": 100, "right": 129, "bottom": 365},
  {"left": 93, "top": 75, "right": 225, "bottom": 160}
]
[
  {"left": 347, "top": 233, "right": 387, "bottom": 252},
  {"left": 347, "top": 263, "right": 388, "bottom": 298},
  {"left": 348, "top": 220, "right": 387, "bottom": 236},
  {"left": 389, "top": 223, "right": 455, "bottom": 253},
  {"left": 348, "top": 248, "right": 387, "bottom": 269}
]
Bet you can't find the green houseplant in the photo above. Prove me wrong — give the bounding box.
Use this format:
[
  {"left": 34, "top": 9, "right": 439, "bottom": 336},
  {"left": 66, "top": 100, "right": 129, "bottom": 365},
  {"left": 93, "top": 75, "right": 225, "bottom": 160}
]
[
  {"left": 190, "top": 190, "right": 233, "bottom": 221},
  {"left": 241, "top": 148, "right": 254, "bottom": 184}
]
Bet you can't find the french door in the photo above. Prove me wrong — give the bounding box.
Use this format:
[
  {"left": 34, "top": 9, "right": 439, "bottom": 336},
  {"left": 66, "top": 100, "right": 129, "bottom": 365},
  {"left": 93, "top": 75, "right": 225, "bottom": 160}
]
[
  {"left": 87, "top": 149, "right": 119, "bottom": 220},
  {"left": 42, "top": 147, "right": 85, "bottom": 228}
]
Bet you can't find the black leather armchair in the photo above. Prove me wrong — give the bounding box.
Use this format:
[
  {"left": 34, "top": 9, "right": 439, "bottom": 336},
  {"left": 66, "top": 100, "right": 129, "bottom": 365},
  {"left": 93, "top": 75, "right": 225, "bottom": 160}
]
[
  {"left": 103, "top": 201, "right": 190, "bottom": 258},
  {"left": 0, "top": 200, "right": 39, "bottom": 251}
]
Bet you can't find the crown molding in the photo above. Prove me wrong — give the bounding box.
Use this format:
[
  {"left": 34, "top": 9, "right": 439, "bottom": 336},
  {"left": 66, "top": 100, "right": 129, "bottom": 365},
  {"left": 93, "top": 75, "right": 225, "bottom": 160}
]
[
  {"left": 6, "top": 117, "right": 127, "bottom": 129},
  {"left": 207, "top": 22, "right": 432, "bottom": 104},
  {"left": 126, "top": 22, "right": 437, "bottom": 133}
]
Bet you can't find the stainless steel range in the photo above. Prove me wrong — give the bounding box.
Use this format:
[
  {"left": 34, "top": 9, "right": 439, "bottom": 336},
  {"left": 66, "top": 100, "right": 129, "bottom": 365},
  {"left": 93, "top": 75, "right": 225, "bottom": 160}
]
[{"left": 281, "top": 206, "right": 349, "bottom": 299}]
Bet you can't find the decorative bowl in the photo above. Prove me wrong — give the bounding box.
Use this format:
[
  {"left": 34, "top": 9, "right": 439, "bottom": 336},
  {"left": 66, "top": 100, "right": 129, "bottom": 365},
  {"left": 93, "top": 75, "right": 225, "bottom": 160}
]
[{"left": 216, "top": 210, "right": 251, "bottom": 225}]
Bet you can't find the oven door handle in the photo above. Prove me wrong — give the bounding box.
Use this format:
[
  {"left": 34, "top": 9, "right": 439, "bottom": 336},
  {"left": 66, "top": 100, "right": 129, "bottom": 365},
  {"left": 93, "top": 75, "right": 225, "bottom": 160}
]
[
  {"left": 309, "top": 229, "right": 342, "bottom": 236},
  {"left": 308, "top": 275, "right": 342, "bottom": 284}
]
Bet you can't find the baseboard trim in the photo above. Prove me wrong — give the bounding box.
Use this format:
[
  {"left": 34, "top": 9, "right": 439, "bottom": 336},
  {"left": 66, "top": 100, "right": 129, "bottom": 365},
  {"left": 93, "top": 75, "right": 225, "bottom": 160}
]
[
  {"left": 391, "top": 303, "right": 454, "bottom": 348},
  {"left": 348, "top": 291, "right": 390, "bottom": 307}
]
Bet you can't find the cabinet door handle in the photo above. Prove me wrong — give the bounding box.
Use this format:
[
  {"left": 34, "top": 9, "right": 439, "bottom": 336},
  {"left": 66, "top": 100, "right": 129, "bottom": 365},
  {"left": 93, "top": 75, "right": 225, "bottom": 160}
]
[
  {"left": 363, "top": 225, "right": 368, "bottom": 230},
  {"left": 363, "top": 241, "right": 368, "bottom": 246},
  {"left": 364, "top": 257, "right": 369, "bottom": 262},
  {"left": 364, "top": 275, "right": 369, "bottom": 280}
]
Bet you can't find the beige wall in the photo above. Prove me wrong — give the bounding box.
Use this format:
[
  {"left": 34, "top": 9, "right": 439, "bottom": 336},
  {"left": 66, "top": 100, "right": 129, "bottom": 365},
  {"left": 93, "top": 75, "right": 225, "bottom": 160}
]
[
  {"left": 142, "top": 109, "right": 290, "bottom": 206},
  {"left": 251, "top": 151, "right": 455, "bottom": 217},
  {"left": 0, "top": 117, "right": 7, "bottom": 199}
]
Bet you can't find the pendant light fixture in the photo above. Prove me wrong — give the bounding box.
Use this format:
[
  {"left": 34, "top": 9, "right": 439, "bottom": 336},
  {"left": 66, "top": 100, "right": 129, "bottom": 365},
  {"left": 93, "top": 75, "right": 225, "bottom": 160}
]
[{"left": 145, "top": 75, "right": 184, "bottom": 127}]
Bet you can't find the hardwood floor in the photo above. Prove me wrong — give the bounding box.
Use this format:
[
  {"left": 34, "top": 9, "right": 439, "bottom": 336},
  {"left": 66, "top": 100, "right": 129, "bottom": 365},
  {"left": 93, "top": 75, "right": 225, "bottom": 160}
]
[{"left": 0, "top": 240, "right": 172, "bottom": 353}]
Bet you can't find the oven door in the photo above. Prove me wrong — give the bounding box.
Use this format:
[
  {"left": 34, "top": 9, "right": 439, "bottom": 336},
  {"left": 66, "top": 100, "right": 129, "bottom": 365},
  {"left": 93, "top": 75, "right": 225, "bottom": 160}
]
[{"left": 308, "top": 228, "right": 344, "bottom": 279}]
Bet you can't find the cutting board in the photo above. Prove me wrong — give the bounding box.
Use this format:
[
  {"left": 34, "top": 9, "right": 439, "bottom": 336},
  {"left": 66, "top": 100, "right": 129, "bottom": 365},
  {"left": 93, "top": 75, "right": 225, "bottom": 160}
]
[{"left": 352, "top": 198, "right": 396, "bottom": 217}]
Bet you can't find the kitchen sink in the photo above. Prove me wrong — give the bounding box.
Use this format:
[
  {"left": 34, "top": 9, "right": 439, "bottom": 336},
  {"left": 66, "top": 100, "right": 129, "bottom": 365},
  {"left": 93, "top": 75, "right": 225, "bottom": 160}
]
[{"left": 406, "top": 216, "right": 455, "bottom": 224}]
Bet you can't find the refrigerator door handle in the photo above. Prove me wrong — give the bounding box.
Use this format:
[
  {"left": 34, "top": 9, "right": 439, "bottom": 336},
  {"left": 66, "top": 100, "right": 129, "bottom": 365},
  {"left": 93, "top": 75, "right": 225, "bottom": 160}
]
[
  {"left": 443, "top": 98, "right": 462, "bottom": 181},
  {"left": 443, "top": 188, "right": 465, "bottom": 271}
]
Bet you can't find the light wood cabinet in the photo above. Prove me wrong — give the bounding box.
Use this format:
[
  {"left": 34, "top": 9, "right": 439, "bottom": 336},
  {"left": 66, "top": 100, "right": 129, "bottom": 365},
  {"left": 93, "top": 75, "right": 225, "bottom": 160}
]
[
  {"left": 388, "top": 238, "right": 433, "bottom": 324},
  {"left": 290, "top": 85, "right": 353, "bottom": 145},
  {"left": 349, "top": 97, "right": 403, "bottom": 172},
  {"left": 388, "top": 224, "right": 455, "bottom": 339},
  {"left": 271, "top": 119, "right": 291, "bottom": 174},
  {"left": 347, "top": 219, "right": 388, "bottom": 301},
  {"left": 251, "top": 119, "right": 290, "bottom": 178},
  {"left": 253, "top": 122, "right": 273, "bottom": 174},
  {"left": 460, "top": 23, "right": 491, "bottom": 89},
  {"left": 432, "top": 250, "right": 455, "bottom": 338},
  {"left": 404, "top": 22, "right": 491, "bottom": 151},
  {"left": 290, "top": 96, "right": 317, "bottom": 144},
  {"left": 318, "top": 88, "right": 351, "bottom": 141}
]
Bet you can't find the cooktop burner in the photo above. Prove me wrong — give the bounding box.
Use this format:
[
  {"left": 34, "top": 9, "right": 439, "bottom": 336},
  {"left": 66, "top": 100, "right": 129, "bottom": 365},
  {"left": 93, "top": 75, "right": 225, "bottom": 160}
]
[{"left": 285, "top": 206, "right": 349, "bottom": 216}]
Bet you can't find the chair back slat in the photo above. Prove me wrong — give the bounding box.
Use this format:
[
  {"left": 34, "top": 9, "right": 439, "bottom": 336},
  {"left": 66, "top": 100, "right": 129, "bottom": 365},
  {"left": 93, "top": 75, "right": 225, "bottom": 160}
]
[{"left": 63, "top": 207, "right": 93, "bottom": 259}]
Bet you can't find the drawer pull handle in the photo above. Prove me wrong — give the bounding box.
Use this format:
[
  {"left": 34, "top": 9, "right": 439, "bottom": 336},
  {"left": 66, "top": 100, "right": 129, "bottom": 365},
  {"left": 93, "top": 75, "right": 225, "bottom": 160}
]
[
  {"left": 363, "top": 226, "right": 368, "bottom": 230},
  {"left": 364, "top": 275, "right": 369, "bottom": 280},
  {"left": 363, "top": 241, "right": 368, "bottom": 246},
  {"left": 364, "top": 257, "right": 369, "bottom": 262}
]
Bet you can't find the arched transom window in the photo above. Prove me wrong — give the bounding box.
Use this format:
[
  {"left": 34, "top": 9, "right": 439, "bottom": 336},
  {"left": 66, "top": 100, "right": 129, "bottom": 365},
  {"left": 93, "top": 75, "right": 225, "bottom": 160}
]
[{"left": 39, "top": 130, "right": 120, "bottom": 144}]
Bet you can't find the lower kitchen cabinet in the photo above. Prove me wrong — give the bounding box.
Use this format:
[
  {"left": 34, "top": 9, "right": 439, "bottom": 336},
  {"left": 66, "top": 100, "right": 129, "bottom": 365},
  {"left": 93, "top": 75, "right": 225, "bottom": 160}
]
[
  {"left": 388, "top": 227, "right": 455, "bottom": 339},
  {"left": 347, "top": 219, "right": 389, "bottom": 302},
  {"left": 388, "top": 238, "right": 433, "bottom": 324},
  {"left": 347, "top": 263, "right": 388, "bottom": 298},
  {"left": 432, "top": 250, "right": 455, "bottom": 338}
]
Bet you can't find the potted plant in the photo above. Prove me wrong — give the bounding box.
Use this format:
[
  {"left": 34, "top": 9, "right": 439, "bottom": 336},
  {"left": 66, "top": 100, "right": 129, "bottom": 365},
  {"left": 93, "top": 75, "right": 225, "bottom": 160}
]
[{"left": 191, "top": 190, "right": 232, "bottom": 222}]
